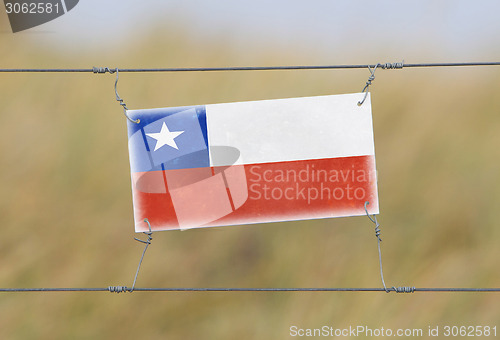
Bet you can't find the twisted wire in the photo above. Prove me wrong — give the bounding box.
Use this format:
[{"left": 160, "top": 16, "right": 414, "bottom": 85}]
[
  {"left": 92, "top": 67, "right": 116, "bottom": 74},
  {"left": 108, "top": 286, "right": 129, "bottom": 293},
  {"left": 357, "top": 64, "right": 379, "bottom": 106},
  {"left": 130, "top": 219, "right": 154, "bottom": 292},
  {"left": 391, "top": 286, "right": 416, "bottom": 293},
  {"left": 112, "top": 68, "right": 139, "bottom": 124},
  {"left": 364, "top": 202, "right": 416, "bottom": 294},
  {"left": 380, "top": 61, "right": 404, "bottom": 69}
]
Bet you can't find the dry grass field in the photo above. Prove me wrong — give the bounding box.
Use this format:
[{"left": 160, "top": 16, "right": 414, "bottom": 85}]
[{"left": 0, "top": 15, "right": 499, "bottom": 340}]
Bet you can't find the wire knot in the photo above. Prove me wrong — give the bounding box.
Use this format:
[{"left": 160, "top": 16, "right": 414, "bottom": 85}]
[
  {"left": 365, "top": 73, "right": 375, "bottom": 87},
  {"left": 92, "top": 67, "right": 116, "bottom": 74},
  {"left": 380, "top": 61, "right": 404, "bottom": 70},
  {"left": 112, "top": 68, "right": 140, "bottom": 124},
  {"left": 374, "top": 224, "right": 382, "bottom": 241},
  {"left": 128, "top": 219, "right": 155, "bottom": 293},
  {"left": 93, "top": 66, "right": 139, "bottom": 123},
  {"left": 391, "top": 286, "right": 416, "bottom": 293},
  {"left": 357, "top": 64, "right": 379, "bottom": 106},
  {"left": 108, "top": 286, "right": 129, "bottom": 293},
  {"left": 134, "top": 219, "right": 153, "bottom": 245},
  {"left": 364, "top": 201, "right": 382, "bottom": 242}
]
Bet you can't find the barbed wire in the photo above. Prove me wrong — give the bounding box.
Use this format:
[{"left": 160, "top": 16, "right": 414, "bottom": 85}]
[{"left": 0, "top": 61, "right": 499, "bottom": 73}]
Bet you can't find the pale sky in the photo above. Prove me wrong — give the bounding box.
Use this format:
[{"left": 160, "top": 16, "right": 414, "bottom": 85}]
[{"left": 4, "top": 0, "right": 500, "bottom": 61}]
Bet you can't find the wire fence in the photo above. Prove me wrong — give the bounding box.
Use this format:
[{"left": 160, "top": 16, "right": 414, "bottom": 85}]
[
  {"left": 0, "top": 61, "right": 499, "bottom": 73},
  {"left": 1, "top": 287, "right": 499, "bottom": 294},
  {"left": 1, "top": 60, "right": 499, "bottom": 294}
]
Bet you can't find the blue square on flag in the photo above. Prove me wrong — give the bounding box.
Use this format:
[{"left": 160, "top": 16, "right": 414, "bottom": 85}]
[{"left": 128, "top": 107, "right": 209, "bottom": 171}]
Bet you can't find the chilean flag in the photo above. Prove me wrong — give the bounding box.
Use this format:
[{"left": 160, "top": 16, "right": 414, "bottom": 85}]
[{"left": 127, "top": 93, "right": 378, "bottom": 232}]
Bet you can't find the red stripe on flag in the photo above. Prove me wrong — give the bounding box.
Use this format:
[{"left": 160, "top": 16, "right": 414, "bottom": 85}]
[
  {"left": 212, "top": 155, "right": 378, "bottom": 227},
  {"left": 131, "top": 155, "right": 377, "bottom": 231}
]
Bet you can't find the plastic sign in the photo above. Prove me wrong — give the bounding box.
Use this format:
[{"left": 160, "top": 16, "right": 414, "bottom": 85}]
[{"left": 126, "top": 93, "right": 379, "bottom": 232}]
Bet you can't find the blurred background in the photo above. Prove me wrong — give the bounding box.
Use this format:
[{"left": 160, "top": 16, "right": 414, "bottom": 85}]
[{"left": 1, "top": 1, "right": 500, "bottom": 339}]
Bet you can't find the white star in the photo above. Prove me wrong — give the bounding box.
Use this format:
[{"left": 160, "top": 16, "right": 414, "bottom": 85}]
[{"left": 146, "top": 122, "right": 184, "bottom": 151}]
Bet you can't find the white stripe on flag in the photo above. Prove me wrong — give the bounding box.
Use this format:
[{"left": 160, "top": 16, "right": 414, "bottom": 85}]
[{"left": 206, "top": 93, "right": 374, "bottom": 167}]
